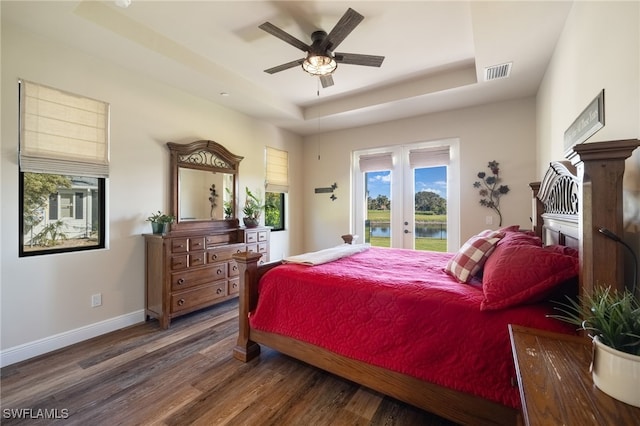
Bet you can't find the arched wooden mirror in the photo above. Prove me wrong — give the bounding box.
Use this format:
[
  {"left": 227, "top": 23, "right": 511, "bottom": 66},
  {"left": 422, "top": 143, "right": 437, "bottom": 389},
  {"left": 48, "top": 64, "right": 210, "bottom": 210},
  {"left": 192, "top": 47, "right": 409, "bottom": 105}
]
[{"left": 168, "top": 140, "right": 243, "bottom": 231}]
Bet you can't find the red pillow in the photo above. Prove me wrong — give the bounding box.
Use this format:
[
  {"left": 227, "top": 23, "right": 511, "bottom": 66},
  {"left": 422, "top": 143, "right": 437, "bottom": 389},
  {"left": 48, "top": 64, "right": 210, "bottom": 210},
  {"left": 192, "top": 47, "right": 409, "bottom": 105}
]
[
  {"left": 445, "top": 231, "right": 504, "bottom": 283},
  {"left": 496, "top": 231, "right": 542, "bottom": 247},
  {"left": 480, "top": 243, "right": 579, "bottom": 310}
]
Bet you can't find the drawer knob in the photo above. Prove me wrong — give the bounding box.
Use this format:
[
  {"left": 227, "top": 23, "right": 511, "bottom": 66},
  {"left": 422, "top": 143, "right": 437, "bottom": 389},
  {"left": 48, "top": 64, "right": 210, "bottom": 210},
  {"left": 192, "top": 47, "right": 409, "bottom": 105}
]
[
  {"left": 177, "top": 278, "right": 185, "bottom": 285},
  {"left": 232, "top": 283, "right": 238, "bottom": 289},
  {"left": 236, "top": 249, "right": 242, "bottom": 253},
  {"left": 212, "top": 254, "right": 218, "bottom": 260},
  {"left": 232, "top": 265, "right": 238, "bottom": 271},
  {"left": 217, "top": 269, "right": 223, "bottom": 275},
  {"left": 177, "top": 298, "right": 185, "bottom": 306},
  {"left": 216, "top": 288, "right": 223, "bottom": 294}
]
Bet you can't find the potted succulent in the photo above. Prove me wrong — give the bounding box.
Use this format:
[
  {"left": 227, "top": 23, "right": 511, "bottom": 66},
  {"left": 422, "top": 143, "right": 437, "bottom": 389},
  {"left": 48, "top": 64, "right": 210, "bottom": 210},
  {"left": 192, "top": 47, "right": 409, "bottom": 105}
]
[
  {"left": 146, "top": 210, "right": 175, "bottom": 234},
  {"left": 242, "top": 187, "right": 264, "bottom": 228},
  {"left": 551, "top": 286, "right": 640, "bottom": 407}
]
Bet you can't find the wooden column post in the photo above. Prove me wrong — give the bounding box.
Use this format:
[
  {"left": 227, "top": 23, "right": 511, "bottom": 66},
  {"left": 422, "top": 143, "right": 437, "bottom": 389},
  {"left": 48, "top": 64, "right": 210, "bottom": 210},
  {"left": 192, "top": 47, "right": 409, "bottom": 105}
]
[
  {"left": 566, "top": 139, "right": 640, "bottom": 298},
  {"left": 232, "top": 251, "right": 263, "bottom": 362},
  {"left": 529, "top": 181, "right": 543, "bottom": 239}
]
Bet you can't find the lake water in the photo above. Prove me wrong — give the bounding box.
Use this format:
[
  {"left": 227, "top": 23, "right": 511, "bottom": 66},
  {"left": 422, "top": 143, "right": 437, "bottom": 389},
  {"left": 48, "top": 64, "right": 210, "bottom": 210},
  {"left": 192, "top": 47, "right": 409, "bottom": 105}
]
[{"left": 368, "top": 222, "right": 447, "bottom": 239}]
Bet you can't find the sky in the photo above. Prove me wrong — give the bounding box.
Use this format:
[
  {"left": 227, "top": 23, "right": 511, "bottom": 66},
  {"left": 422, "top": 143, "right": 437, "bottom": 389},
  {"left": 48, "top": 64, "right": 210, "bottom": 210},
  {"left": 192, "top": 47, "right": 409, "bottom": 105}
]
[{"left": 366, "top": 166, "right": 447, "bottom": 199}]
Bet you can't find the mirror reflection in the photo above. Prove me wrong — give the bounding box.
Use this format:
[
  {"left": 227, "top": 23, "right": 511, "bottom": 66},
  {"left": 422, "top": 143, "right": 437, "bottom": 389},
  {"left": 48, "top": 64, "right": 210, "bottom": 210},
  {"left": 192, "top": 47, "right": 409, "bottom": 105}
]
[{"left": 178, "top": 168, "right": 234, "bottom": 221}]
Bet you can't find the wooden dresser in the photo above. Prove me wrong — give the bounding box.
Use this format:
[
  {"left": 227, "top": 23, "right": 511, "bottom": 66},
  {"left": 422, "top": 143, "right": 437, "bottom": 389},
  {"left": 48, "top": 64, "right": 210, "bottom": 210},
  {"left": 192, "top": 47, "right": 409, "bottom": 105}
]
[
  {"left": 509, "top": 325, "right": 640, "bottom": 425},
  {"left": 145, "top": 222, "right": 269, "bottom": 329}
]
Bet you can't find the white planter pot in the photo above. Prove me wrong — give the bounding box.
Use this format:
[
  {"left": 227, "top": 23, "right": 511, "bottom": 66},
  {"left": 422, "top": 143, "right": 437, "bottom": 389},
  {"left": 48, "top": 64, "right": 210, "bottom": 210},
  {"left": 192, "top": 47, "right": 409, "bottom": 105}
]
[{"left": 592, "top": 337, "right": 640, "bottom": 407}]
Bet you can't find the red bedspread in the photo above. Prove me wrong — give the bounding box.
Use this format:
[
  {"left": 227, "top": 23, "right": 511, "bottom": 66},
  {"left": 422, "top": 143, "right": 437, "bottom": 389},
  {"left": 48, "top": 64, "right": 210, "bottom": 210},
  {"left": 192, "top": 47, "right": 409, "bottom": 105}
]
[{"left": 250, "top": 247, "right": 576, "bottom": 408}]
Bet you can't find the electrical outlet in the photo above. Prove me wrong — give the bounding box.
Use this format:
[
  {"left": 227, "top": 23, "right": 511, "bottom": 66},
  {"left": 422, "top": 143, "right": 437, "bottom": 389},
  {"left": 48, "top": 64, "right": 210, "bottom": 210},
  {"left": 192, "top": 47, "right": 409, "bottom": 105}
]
[
  {"left": 91, "top": 293, "right": 102, "bottom": 307},
  {"left": 485, "top": 216, "right": 493, "bottom": 225}
]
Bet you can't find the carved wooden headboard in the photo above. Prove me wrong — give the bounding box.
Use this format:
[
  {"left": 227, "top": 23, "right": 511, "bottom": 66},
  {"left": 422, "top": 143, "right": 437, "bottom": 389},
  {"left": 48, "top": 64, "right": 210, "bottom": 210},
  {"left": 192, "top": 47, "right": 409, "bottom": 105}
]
[{"left": 532, "top": 139, "right": 639, "bottom": 300}]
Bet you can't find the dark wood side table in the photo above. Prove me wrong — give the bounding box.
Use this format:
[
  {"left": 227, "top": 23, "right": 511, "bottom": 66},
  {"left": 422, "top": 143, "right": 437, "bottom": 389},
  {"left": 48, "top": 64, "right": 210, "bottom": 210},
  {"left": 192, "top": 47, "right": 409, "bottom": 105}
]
[{"left": 509, "top": 325, "right": 640, "bottom": 425}]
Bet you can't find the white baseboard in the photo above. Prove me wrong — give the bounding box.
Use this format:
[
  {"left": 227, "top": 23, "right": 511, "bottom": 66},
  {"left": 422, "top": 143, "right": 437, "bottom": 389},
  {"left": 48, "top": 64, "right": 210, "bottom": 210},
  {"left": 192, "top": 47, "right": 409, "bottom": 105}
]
[{"left": 0, "top": 310, "right": 145, "bottom": 368}]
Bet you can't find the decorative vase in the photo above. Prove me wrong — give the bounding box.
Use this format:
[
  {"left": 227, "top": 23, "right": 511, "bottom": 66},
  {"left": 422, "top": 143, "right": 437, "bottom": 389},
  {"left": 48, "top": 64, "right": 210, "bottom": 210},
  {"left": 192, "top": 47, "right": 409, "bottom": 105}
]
[
  {"left": 591, "top": 337, "right": 640, "bottom": 407},
  {"left": 151, "top": 222, "right": 169, "bottom": 234},
  {"left": 243, "top": 217, "right": 259, "bottom": 228}
]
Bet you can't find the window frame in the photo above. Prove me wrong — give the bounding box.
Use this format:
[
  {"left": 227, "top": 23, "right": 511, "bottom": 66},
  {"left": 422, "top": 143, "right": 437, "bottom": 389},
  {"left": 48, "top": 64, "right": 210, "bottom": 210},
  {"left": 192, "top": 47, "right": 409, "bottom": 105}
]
[
  {"left": 265, "top": 191, "right": 285, "bottom": 232},
  {"left": 19, "top": 172, "right": 106, "bottom": 257}
]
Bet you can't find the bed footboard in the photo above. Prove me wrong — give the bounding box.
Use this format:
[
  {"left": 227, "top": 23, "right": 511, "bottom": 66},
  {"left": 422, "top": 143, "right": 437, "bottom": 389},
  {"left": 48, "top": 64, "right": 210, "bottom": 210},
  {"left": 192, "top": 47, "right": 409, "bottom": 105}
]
[{"left": 231, "top": 251, "right": 281, "bottom": 362}]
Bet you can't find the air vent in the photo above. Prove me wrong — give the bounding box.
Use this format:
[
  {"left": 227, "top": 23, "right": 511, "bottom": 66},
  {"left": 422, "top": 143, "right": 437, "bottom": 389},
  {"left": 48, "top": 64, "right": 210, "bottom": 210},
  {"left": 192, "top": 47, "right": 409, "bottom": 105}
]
[{"left": 484, "top": 62, "right": 512, "bottom": 81}]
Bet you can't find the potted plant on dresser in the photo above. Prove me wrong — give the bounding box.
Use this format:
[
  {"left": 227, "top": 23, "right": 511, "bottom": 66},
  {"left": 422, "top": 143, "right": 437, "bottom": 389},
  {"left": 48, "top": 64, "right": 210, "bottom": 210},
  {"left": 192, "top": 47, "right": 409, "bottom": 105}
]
[
  {"left": 242, "top": 187, "right": 264, "bottom": 228},
  {"left": 552, "top": 286, "right": 640, "bottom": 407},
  {"left": 146, "top": 211, "right": 175, "bottom": 234}
]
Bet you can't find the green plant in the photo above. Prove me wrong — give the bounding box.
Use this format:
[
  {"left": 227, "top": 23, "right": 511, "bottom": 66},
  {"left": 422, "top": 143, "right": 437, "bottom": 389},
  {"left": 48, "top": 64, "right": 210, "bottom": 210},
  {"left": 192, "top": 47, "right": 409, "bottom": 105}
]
[
  {"left": 146, "top": 211, "right": 175, "bottom": 224},
  {"left": 473, "top": 160, "right": 510, "bottom": 226},
  {"left": 242, "top": 187, "right": 264, "bottom": 220},
  {"left": 550, "top": 286, "right": 640, "bottom": 356}
]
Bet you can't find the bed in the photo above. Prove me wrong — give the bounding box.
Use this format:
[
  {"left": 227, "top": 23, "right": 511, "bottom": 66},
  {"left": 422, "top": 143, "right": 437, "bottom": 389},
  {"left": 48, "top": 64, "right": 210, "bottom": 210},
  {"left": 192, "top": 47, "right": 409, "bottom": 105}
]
[{"left": 232, "top": 140, "right": 639, "bottom": 426}]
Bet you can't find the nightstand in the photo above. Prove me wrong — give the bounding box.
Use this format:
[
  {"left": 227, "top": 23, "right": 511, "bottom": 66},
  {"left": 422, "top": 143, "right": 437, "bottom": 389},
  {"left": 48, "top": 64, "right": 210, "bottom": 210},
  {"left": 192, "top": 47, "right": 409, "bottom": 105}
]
[{"left": 509, "top": 325, "right": 640, "bottom": 425}]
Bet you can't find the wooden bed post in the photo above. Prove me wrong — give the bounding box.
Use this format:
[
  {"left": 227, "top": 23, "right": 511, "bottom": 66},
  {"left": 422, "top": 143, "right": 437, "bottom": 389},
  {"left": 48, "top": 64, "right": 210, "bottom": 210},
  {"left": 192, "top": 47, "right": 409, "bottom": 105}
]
[
  {"left": 566, "top": 139, "right": 640, "bottom": 298},
  {"left": 529, "top": 181, "right": 543, "bottom": 239},
  {"left": 232, "top": 251, "right": 263, "bottom": 362}
]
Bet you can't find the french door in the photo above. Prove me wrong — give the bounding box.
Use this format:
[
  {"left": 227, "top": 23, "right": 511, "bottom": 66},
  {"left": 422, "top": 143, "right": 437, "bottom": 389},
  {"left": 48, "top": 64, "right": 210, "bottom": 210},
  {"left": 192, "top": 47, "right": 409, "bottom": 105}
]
[{"left": 352, "top": 140, "right": 460, "bottom": 251}]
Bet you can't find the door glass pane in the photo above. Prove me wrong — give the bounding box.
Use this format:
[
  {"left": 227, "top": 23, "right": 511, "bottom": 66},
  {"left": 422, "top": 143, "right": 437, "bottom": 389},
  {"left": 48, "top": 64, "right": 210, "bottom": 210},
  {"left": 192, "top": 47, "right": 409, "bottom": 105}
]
[
  {"left": 364, "top": 170, "right": 391, "bottom": 247},
  {"left": 414, "top": 166, "right": 447, "bottom": 252}
]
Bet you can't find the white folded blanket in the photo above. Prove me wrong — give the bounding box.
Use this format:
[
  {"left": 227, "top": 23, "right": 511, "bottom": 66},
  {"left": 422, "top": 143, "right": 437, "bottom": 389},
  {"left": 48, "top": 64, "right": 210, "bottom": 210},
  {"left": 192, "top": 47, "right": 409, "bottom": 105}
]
[{"left": 283, "top": 243, "right": 370, "bottom": 266}]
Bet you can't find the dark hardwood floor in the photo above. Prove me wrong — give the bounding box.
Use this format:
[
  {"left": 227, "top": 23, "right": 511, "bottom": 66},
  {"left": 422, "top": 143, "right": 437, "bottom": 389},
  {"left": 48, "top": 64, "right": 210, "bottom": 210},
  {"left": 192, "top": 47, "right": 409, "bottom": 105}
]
[{"left": 1, "top": 299, "right": 459, "bottom": 425}]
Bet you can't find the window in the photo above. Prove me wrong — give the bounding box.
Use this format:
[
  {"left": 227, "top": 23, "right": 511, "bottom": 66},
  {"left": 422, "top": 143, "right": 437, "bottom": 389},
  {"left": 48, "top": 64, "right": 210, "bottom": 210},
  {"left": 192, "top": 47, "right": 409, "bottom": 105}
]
[
  {"left": 265, "top": 147, "right": 288, "bottom": 232},
  {"left": 19, "top": 80, "right": 108, "bottom": 256}
]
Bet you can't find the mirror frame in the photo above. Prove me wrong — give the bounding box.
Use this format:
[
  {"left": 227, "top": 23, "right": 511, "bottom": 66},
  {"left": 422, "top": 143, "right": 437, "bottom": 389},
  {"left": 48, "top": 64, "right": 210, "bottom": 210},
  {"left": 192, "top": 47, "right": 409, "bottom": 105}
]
[{"left": 168, "top": 140, "right": 243, "bottom": 232}]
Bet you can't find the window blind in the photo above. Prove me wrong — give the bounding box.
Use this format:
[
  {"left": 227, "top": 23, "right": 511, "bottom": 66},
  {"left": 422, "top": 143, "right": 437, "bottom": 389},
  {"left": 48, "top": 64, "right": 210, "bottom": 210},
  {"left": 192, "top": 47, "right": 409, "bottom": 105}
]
[
  {"left": 19, "top": 80, "right": 110, "bottom": 178},
  {"left": 408, "top": 146, "right": 450, "bottom": 169},
  {"left": 359, "top": 153, "right": 393, "bottom": 172},
  {"left": 265, "top": 146, "right": 289, "bottom": 193}
]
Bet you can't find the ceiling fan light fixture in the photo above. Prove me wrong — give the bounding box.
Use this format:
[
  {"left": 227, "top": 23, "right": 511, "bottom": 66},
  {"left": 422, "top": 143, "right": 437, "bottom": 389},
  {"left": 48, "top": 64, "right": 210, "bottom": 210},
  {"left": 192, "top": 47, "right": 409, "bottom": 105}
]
[{"left": 302, "top": 53, "right": 337, "bottom": 76}]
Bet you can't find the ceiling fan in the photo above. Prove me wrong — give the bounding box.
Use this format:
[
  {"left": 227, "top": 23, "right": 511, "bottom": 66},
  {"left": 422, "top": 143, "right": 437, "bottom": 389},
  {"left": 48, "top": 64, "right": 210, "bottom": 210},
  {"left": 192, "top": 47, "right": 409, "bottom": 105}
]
[{"left": 259, "top": 8, "right": 385, "bottom": 88}]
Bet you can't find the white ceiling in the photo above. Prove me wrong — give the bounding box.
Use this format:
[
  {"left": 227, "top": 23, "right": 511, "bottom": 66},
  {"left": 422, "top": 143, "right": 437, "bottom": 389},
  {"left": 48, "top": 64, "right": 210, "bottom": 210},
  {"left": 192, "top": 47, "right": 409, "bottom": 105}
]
[{"left": 2, "top": 0, "right": 573, "bottom": 136}]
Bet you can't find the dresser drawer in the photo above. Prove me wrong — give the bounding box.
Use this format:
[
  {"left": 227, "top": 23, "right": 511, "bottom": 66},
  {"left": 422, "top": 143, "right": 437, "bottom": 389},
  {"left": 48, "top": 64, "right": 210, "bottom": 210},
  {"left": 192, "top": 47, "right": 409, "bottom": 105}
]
[
  {"left": 246, "top": 231, "right": 258, "bottom": 243},
  {"left": 228, "top": 259, "right": 239, "bottom": 277},
  {"left": 171, "top": 264, "right": 227, "bottom": 291},
  {"left": 189, "top": 237, "right": 206, "bottom": 251},
  {"left": 258, "top": 230, "right": 268, "bottom": 242},
  {"left": 189, "top": 252, "right": 206, "bottom": 267},
  {"left": 171, "top": 255, "right": 188, "bottom": 270},
  {"left": 171, "top": 282, "right": 227, "bottom": 313},
  {"left": 258, "top": 243, "right": 268, "bottom": 254},
  {"left": 172, "top": 238, "right": 188, "bottom": 253},
  {"left": 228, "top": 277, "right": 239, "bottom": 295}
]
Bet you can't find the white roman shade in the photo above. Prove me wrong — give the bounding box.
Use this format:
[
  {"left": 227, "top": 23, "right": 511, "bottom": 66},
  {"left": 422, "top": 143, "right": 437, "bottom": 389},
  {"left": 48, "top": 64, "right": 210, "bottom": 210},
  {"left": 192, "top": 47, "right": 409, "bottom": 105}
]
[
  {"left": 265, "top": 146, "right": 289, "bottom": 193},
  {"left": 409, "top": 146, "right": 450, "bottom": 169},
  {"left": 19, "top": 80, "right": 110, "bottom": 178},
  {"left": 359, "top": 153, "right": 393, "bottom": 172}
]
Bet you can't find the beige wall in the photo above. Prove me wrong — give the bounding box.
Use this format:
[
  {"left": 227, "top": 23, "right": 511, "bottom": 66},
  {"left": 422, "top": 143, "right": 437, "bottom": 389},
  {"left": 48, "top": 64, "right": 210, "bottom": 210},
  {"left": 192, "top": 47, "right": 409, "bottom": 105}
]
[
  {"left": 0, "top": 23, "right": 304, "bottom": 364},
  {"left": 302, "top": 97, "right": 538, "bottom": 252},
  {"left": 536, "top": 1, "right": 640, "bottom": 288}
]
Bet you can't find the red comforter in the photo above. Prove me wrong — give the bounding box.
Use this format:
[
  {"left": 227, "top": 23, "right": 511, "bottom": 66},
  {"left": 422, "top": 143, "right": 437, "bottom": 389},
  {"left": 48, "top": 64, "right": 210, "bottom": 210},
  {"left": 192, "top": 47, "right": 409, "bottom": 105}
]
[{"left": 249, "top": 247, "right": 575, "bottom": 409}]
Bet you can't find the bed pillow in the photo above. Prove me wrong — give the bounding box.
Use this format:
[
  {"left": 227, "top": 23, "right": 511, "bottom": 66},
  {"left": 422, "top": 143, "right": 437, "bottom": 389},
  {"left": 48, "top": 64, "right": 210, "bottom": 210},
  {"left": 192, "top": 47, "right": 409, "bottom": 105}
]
[
  {"left": 480, "top": 243, "right": 579, "bottom": 311},
  {"left": 496, "top": 231, "right": 542, "bottom": 247},
  {"left": 445, "top": 230, "right": 504, "bottom": 283}
]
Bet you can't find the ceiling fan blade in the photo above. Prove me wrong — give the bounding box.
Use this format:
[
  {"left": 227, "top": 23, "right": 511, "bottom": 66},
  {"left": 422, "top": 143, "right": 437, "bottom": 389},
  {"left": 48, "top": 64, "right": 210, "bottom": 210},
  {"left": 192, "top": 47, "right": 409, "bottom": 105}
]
[
  {"left": 320, "top": 74, "right": 334, "bottom": 88},
  {"left": 259, "top": 22, "right": 310, "bottom": 52},
  {"left": 264, "top": 58, "right": 304, "bottom": 74},
  {"left": 334, "top": 52, "right": 385, "bottom": 67},
  {"left": 320, "top": 8, "right": 364, "bottom": 51}
]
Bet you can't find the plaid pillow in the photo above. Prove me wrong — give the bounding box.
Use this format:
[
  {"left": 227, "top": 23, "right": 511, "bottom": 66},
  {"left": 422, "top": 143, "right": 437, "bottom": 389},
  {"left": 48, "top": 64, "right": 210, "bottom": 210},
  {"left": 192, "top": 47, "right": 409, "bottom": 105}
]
[{"left": 445, "top": 231, "right": 504, "bottom": 283}]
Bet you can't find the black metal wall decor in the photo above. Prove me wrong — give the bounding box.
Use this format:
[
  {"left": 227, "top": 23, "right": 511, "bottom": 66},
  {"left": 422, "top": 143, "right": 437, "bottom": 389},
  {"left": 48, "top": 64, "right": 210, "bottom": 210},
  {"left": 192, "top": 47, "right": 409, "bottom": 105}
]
[{"left": 315, "top": 183, "right": 338, "bottom": 201}]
